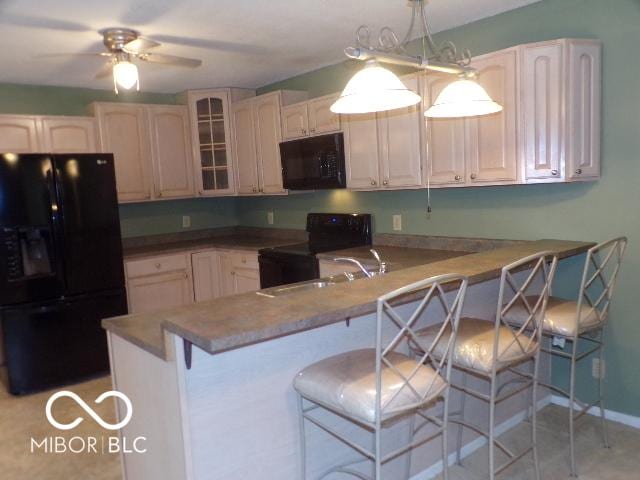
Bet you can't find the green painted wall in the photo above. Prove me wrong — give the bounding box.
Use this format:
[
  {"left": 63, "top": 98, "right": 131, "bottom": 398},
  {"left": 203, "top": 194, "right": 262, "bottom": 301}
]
[
  {"left": 244, "top": 0, "right": 640, "bottom": 417},
  {"left": 0, "top": 82, "right": 239, "bottom": 238}
]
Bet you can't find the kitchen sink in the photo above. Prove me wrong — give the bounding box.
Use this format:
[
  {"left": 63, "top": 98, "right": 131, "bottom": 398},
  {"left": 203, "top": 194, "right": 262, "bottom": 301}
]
[{"left": 256, "top": 273, "right": 360, "bottom": 298}]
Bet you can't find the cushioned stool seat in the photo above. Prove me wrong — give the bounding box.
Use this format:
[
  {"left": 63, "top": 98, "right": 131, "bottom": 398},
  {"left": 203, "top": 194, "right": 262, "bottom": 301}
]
[
  {"left": 505, "top": 296, "right": 602, "bottom": 337},
  {"left": 293, "top": 348, "right": 446, "bottom": 424},
  {"left": 416, "top": 318, "right": 539, "bottom": 373}
]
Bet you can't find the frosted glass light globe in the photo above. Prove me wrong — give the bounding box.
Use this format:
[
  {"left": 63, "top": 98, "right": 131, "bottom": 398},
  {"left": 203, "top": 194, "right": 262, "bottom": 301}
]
[
  {"left": 113, "top": 61, "right": 139, "bottom": 91},
  {"left": 331, "top": 61, "right": 421, "bottom": 114},
  {"left": 425, "top": 79, "right": 502, "bottom": 118}
]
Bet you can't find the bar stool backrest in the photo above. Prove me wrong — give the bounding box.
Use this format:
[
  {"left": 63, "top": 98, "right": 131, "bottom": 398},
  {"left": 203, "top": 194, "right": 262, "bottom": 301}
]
[
  {"left": 375, "top": 273, "right": 468, "bottom": 423},
  {"left": 498, "top": 251, "right": 559, "bottom": 371},
  {"left": 577, "top": 237, "right": 628, "bottom": 327}
]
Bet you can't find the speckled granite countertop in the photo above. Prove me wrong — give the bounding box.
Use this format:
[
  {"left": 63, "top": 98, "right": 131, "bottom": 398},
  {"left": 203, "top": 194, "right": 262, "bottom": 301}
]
[
  {"left": 103, "top": 239, "right": 593, "bottom": 360},
  {"left": 316, "top": 245, "right": 470, "bottom": 269}
]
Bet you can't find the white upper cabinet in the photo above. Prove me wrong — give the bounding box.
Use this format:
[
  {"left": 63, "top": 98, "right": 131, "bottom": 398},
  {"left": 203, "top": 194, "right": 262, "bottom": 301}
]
[
  {"left": 186, "top": 89, "right": 254, "bottom": 196},
  {"left": 520, "top": 42, "right": 563, "bottom": 180},
  {"left": 566, "top": 40, "right": 601, "bottom": 180},
  {"left": 343, "top": 112, "right": 381, "bottom": 189},
  {"left": 520, "top": 39, "right": 601, "bottom": 182},
  {"left": 40, "top": 117, "right": 97, "bottom": 153},
  {"left": 255, "top": 92, "right": 286, "bottom": 194},
  {"left": 282, "top": 103, "right": 309, "bottom": 140},
  {"left": 465, "top": 48, "right": 518, "bottom": 184},
  {"left": 344, "top": 75, "right": 422, "bottom": 190},
  {"left": 282, "top": 94, "right": 341, "bottom": 140},
  {"left": 379, "top": 75, "right": 423, "bottom": 188},
  {"left": 0, "top": 116, "right": 41, "bottom": 153},
  {"left": 232, "top": 101, "right": 260, "bottom": 194},
  {"left": 308, "top": 95, "right": 340, "bottom": 135},
  {"left": 147, "top": 105, "right": 195, "bottom": 199},
  {"left": 422, "top": 73, "right": 466, "bottom": 186},
  {"left": 91, "top": 103, "right": 153, "bottom": 202}
]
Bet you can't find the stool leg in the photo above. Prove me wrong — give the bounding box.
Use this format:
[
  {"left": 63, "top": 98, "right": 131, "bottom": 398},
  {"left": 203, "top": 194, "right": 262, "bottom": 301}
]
[
  {"left": 442, "top": 390, "right": 451, "bottom": 480},
  {"left": 405, "top": 413, "right": 415, "bottom": 479},
  {"left": 489, "top": 375, "right": 497, "bottom": 480},
  {"left": 532, "top": 353, "right": 541, "bottom": 480},
  {"left": 455, "top": 372, "right": 468, "bottom": 466},
  {"left": 569, "top": 339, "right": 578, "bottom": 477},
  {"left": 297, "top": 394, "right": 307, "bottom": 480},
  {"left": 374, "top": 426, "right": 382, "bottom": 480},
  {"left": 598, "top": 328, "right": 610, "bottom": 449}
]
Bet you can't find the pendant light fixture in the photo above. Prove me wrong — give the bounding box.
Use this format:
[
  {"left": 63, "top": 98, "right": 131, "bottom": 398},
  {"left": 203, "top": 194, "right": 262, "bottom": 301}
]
[{"left": 333, "top": 0, "right": 501, "bottom": 118}]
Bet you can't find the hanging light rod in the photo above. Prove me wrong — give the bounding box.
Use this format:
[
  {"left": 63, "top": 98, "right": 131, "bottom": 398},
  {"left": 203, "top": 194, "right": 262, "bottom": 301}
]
[{"left": 331, "top": 0, "right": 502, "bottom": 118}]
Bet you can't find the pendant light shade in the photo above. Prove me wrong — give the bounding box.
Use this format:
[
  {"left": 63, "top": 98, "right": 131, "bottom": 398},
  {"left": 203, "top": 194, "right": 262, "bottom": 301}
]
[
  {"left": 330, "top": 61, "right": 421, "bottom": 114},
  {"left": 113, "top": 61, "right": 139, "bottom": 93},
  {"left": 425, "top": 79, "right": 502, "bottom": 118}
]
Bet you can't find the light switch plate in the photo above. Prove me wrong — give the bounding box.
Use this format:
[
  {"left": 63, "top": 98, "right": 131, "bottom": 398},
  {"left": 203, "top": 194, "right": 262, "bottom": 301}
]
[
  {"left": 182, "top": 215, "right": 191, "bottom": 228},
  {"left": 267, "top": 211, "right": 274, "bottom": 225},
  {"left": 393, "top": 215, "right": 402, "bottom": 231}
]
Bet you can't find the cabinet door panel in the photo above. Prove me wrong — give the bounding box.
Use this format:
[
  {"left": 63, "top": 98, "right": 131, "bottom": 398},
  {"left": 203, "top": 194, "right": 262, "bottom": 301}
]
[
  {"left": 232, "top": 102, "right": 260, "bottom": 194},
  {"left": 255, "top": 93, "right": 285, "bottom": 193},
  {"left": 521, "top": 43, "right": 563, "bottom": 180},
  {"left": 379, "top": 75, "right": 422, "bottom": 188},
  {"left": 567, "top": 41, "right": 601, "bottom": 179},
  {"left": 127, "top": 271, "right": 192, "bottom": 314},
  {"left": 233, "top": 266, "right": 260, "bottom": 294},
  {"left": 0, "top": 116, "right": 40, "bottom": 152},
  {"left": 307, "top": 96, "right": 340, "bottom": 134},
  {"left": 343, "top": 113, "right": 380, "bottom": 189},
  {"left": 192, "top": 251, "right": 222, "bottom": 302},
  {"left": 148, "top": 106, "right": 195, "bottom": 198},
  {"left": 281, "top": 104, "right": 308, "bottom": 140},
  {"left": 423, "top": 74, "right": 466, "bottom": 185},
  {"left": 94, "top": 104, "right": 153, "bottom": 202},
  {"left": 41, "top": 117, "right": 97, "bottom": 153},
  {"left": 466, "top": 49, "right": 518, "bottom": 183}
]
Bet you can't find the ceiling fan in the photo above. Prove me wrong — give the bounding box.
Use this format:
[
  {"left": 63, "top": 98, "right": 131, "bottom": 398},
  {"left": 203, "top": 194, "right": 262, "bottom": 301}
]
[{"left": 89, "top": 28, "right": 202, "bottom": 93}]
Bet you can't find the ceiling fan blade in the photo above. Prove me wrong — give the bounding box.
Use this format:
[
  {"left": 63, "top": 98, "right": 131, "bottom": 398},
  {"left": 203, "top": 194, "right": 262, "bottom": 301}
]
[
  {"left": 139, "top": 53, "right": 202, "bottom": 68},
  {"left": 95, "top": 62, "right": 114, "bottom": 80},
  {"left": 123, "top": 37, "right": 161, "bottom": 54},
  {"left": 37, "top": 52, "right": 112, "bottom": 59}
]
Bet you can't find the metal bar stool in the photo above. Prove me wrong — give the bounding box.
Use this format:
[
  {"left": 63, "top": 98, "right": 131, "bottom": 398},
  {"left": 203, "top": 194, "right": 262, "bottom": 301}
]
[
  {"left": 506, "top": 237, "right": 627, "bottom": 477},
  {"left": 415, "top": 251, "right": 558, "bottom": 479},
  {"left": 293, "top": 273, "right": 468, "bottom": 480}
]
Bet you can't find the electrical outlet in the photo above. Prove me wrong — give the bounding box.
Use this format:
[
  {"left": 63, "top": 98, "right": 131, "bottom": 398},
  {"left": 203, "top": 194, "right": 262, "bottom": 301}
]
[
  {"left": 592, "top": 358, "right": 605, "bottom": 379},
  {"left": 182, "top": 215, "right": 191, "bottom": 228},
  {"left": 267, "top": 211, "right": 274, "bottom": 225},
  {"left": 392, "top": 214, "right": 402, "bottom": 231}
]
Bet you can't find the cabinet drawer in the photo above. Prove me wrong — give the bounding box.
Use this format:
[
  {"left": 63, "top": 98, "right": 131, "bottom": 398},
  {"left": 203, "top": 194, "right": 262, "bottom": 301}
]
[
  {"left": 126, "top": 253, "right": 189, "bottom": 278},
  {"left": 230, "top": 252, "right": 259, "bottom": 270}
]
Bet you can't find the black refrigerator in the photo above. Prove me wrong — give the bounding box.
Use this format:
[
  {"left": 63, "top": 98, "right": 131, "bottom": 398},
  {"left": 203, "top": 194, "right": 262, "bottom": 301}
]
[{"left": 0, "top": 153, "right": 127, "bottom": 395}]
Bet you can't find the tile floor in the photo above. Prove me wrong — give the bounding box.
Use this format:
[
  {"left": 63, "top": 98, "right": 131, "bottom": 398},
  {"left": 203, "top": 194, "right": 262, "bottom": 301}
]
[{"left": 0, "top": 376, "right": 638, "bottom": 479}]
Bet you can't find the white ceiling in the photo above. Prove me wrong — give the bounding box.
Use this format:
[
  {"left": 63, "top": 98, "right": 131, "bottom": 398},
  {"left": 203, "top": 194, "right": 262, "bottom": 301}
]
[{"left": 0, "top": 0, "right": 540, "bottom": 93}]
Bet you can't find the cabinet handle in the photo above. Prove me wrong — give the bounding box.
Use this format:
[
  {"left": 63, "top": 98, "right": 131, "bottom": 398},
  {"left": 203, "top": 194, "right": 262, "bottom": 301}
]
[
  {"left": 575, "top": 168, "right": 583, "bottom": 175},
  {"left": 371, "top": 179, "right": 377, "bottom": 186},
  {"left": 310, "top": 128, "right": 316, "bottom": 133},
  {"left": 259, "top": 188, "right": 264, "bottom": 193},
  {"left": 470, "top": 173, "right": 477, "bottom": 180},
  {"left": 551, "top": 169, "right": 559, "bottom": 176},
  {"left": 302, "top": 129, "right": 307, "bottom": 135},
  {"left": 231, "top": 271, "right": 236, "bottom": 276},
  {"left": 382, "top": 180, "right": 389, "bottom": 186},
  {"left": 241, "top": 258, "right": 247, "bottom": 264},
  {"left": 155, "top": 263, "right": 161, "bottom": 269},
  {"left": 252, "top": 187, "right": 258, "bottom": 193},
  {"left": 454, "top": 175, "right": 462, "bottom": 181}
]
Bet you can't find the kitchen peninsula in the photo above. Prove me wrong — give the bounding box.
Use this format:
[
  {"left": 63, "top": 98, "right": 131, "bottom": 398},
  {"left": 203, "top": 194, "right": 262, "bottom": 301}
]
[{"left": 103, "top": 235, "right": 592, "bottom": 480}]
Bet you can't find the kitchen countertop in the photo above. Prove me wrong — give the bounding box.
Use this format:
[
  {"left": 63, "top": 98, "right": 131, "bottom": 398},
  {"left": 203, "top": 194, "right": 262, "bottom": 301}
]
[
  {"left": 122, "top": 235, "right": 301, "bottom": 260},
  {"left": 103, "top": 239, "right": 593, "bottom": 360}
]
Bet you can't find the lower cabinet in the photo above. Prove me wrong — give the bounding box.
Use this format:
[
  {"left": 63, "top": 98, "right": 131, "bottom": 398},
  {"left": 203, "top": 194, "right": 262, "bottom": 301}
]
[
  {"left": 191, "top": 250, "right": 224, "bottom": 302},
  {"left": 125, "top": 253, "right": 194, "bottom": 314},
  {"left": 218, "top": 252, "right": 260, "bottom": 295}
]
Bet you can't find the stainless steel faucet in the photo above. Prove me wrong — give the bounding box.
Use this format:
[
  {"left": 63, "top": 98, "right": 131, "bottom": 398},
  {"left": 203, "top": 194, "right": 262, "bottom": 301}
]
[{"left": 333, "top": 248, "right": 387, "bottom": 280}]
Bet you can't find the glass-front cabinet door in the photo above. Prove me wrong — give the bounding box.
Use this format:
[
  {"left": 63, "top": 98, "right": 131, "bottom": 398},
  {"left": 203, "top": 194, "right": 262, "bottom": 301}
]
[{"left": 187, "top": 90, "right": 235, "bottom": 195}]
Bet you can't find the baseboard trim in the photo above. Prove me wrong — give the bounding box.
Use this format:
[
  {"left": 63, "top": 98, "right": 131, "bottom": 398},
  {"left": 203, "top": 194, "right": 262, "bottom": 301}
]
[
  {"left": 550, "top": 395, "right": 640, "bottom": 429},
  {"left": 411, "top": 396, "right": 552, "bottom": 480}
]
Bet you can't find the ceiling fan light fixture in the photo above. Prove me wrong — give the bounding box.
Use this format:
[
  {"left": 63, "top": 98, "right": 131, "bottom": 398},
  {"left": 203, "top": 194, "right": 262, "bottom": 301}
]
[
  {"left": 330, "top": 60, "right": 421, "bottom": 114},
  {"left": 425, "top": 78, "right": 502, "bottom": 118},
  {"left": 112, "top": 60, "right": 139, "bottom": 94}
]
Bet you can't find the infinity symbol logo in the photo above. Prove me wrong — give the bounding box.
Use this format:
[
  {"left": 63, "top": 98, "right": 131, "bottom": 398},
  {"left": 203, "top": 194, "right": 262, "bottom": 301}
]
[{"left": 45, "top": 391, "right": 133, "bottom": 431}]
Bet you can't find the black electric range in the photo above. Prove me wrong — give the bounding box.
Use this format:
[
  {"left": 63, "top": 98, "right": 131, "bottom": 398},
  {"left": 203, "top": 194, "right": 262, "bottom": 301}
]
[{"left": 258, "top": 213, "right": 372, "bottom": 288}]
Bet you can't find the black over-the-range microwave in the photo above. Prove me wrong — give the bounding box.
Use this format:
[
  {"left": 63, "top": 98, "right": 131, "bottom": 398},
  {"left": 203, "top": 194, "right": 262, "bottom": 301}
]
[{"left": 279, "top": 132, "right": 346, "bottom": 190}]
